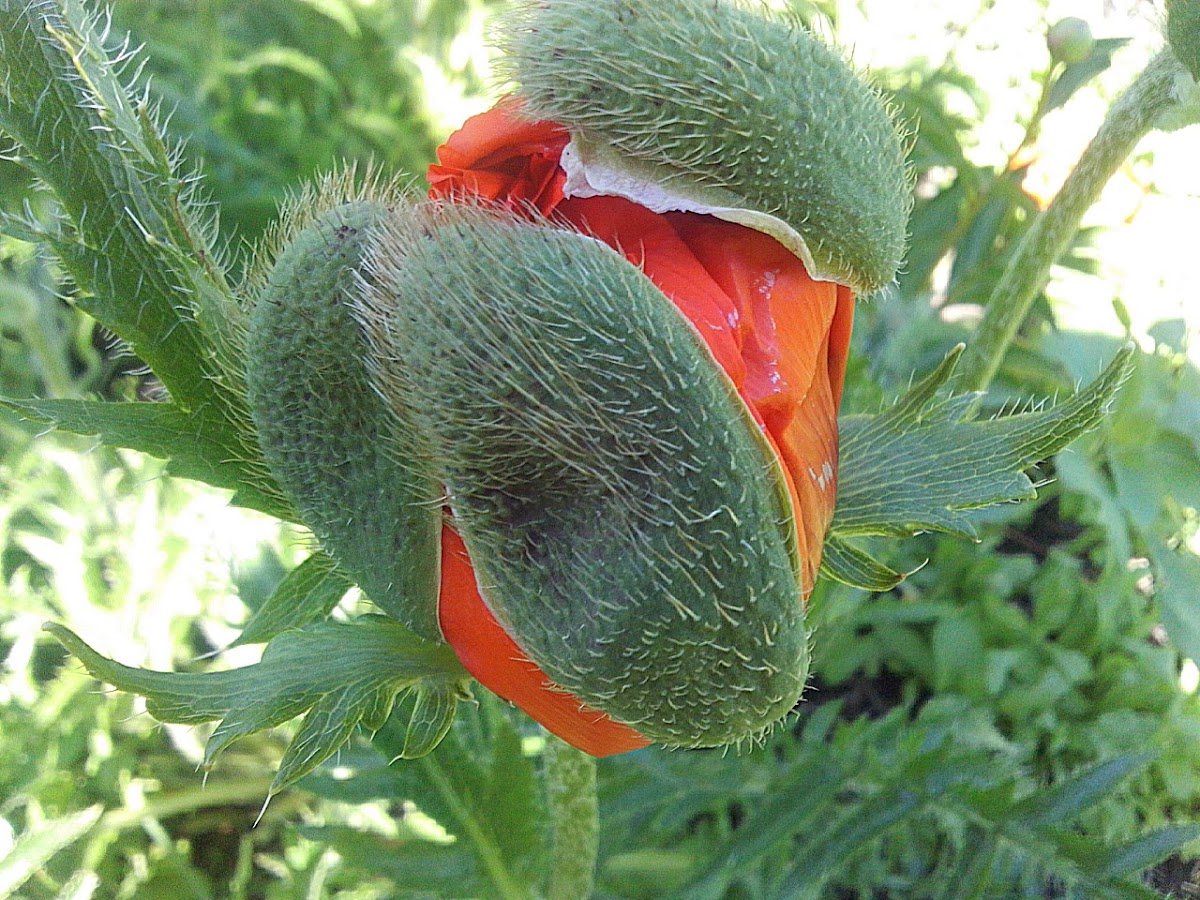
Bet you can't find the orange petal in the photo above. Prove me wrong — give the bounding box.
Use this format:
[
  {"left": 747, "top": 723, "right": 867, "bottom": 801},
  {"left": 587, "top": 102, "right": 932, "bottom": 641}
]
[
  {"left": 427, "top": 99, "right": 569, "bottom": 215},
  {"left": 663, "top": 216, "right": 852, "bottom": 592},
  {"left": 437, "top": 527, "right": 651, "bottom": 757}
]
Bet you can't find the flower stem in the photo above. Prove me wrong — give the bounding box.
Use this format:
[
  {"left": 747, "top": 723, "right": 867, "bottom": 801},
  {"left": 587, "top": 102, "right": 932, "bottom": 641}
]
[
  {"left": 544, "top": 737, "right": 599, "bottom": 900},
  {"left": 958, "top": 48, "right": 1186, "bottom": 394}
]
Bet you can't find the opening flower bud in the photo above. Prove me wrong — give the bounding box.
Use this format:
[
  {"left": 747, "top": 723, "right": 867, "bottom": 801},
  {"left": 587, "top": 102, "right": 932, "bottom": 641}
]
[
  {"left": 1047, "top": 16, "right": 1096, "bottom": 66},
  {"left": 357, "top": 202, "right": 811, "bottom": 750}
]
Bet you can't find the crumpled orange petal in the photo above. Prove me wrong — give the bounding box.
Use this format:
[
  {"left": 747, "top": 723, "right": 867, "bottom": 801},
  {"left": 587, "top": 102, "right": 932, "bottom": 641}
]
[{"left": 427, "top": 101, "right": 854, "bottom": 756}]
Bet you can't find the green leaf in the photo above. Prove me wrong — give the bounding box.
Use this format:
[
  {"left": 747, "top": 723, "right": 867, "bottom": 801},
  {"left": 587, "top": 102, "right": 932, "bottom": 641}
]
[
  {"left": 1102, "top": 823, "right": 1200, "bottom": 877},
  {"left": 1012, "top": 752, "right": 1157, "bottom": 829},
  {"left": 295, "top": 0, "right": 361, "bottom": 38},
  {"left": 1151, "top": 540, "right": 1200, "bottom": 662},
  {"left": 825, "top": 344, "right": 1133, "bottom": 587},
  {"left": 1046, "top": 38, "right": 1131, "bottom": 113},
  {"left": 45, "top": 617, "right": 469, "bottom": 792},
  {"left": 836, "top": 344, "right": 1134, "bottom": 538},
  {"left": 370, "top": 696, "right": 547, "bottom": 896},
  {"left": 303, "top": 826, "right": 480, "bottom": 893},
  {"left": 819, "top": 534, "right": 916, "bottom": 591},
  {"left": 399, "top": 680, "right": 465, "bottom": 760},
  {"left": 225, "top": 46, "right": 339, "bottom": 93},
  {"left": 0, "top": 396, "right": 290, "bottom": 520},
  {"left": 232, "top": 551, "right": 351, "bottom": 647},
  {"left": 0, "top": 0, "right": 243, "bottom": 410},
  {"left": 0, "top": 805, "right": 102, "bottom": 897}
]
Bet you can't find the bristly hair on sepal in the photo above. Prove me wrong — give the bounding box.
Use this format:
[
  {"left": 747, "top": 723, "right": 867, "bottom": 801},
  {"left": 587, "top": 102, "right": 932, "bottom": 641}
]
[{"left": 496, "top": 0, "right": 914, "bottom": 294}]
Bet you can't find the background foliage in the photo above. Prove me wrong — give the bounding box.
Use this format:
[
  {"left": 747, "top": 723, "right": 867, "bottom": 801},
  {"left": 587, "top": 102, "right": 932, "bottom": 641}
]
[{"left": 2, "top": 0, "right": 1199, "bottom": 897}]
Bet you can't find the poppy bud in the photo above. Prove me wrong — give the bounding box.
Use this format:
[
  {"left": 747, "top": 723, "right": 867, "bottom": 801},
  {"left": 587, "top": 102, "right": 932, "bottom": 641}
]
[
  {"left": 357, "top": 203, "right": 808, "bottom": 748},
  {"left": 1047, "top": 17, "right": 1095, "bottom": 66}
]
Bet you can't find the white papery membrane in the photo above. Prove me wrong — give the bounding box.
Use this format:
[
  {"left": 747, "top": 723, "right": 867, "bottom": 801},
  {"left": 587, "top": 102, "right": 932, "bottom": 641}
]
[{"left": 559, "top": 136, "right": 843, "bottom": 287}]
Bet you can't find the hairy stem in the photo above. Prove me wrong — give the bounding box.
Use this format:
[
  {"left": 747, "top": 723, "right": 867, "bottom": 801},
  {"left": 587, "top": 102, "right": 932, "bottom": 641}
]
[
  {"left": 545, "top": 737, "right": 599, "bottom": 900},
  {"left": 959, "top": 49, "right": 1186, "bottom": 393}
]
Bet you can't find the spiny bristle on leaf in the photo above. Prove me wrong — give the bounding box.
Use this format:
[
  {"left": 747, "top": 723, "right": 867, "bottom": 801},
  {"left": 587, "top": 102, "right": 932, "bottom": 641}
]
[
  {"left": 244, "top": 197, "right": 444, "bottom": 641},
  {"left": 498, "top": 0, "right": 913, "bottom": 293},
  {"left": 357, "top": 201, "right": 810, "bottom": 748}
]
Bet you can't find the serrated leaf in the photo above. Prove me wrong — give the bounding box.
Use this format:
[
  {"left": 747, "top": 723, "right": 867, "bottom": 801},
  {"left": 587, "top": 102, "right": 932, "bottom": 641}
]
[
  {"left": 46, "top": 617, "right": 469, "bottom": 792},
  {"left": 679, "top": 757, "right": 847, "bottom": 900},
  {"left": 0, "top": 396, "right": 290, "bottom": 520},
  {"left": 0, "top": 0, "right": 243, "bottom": 409},
  {"left": 232, "top": 551, "right": 351, "bottom": 647},
  {"left": 0, "top": 805, "right": 102, "bottom": 897},
  {"left": 832, "top": 343, "right": 1134, "bottom": 541},
  {"left": 819, "top": 534, "right": 915, "bottom": 591},
  {"left": 401, "top": 680, "right": 468, "bottom": 760},
  {"left": 1012, "top": 752, "right": 1157, "bottom": 829}
]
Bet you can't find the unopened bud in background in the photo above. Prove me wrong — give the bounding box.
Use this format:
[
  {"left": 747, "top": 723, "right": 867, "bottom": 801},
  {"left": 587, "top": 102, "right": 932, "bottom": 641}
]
[{"left": 1047, "top": 16, "right": 1095, "bottom": 65}]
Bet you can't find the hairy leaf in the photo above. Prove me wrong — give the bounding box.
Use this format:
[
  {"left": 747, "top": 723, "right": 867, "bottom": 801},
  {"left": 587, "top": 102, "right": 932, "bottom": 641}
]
[
  {"left": 0, "top": 0, "right": 277, "bottom": 544},
  {"left": 823, "top": 344, "right": 1134, "bottom": 589},
  {"left": 0, "top": 0, "right": 242, "bottom": 408},
  {"left": 232, "top": 551, "right": 352, "bottom": 647},
  {"left": 0, "top": 396, "right": 290, "bottom": 519},
  {"left": 47, "top": 617, "right": 470, "bottom": 792}
]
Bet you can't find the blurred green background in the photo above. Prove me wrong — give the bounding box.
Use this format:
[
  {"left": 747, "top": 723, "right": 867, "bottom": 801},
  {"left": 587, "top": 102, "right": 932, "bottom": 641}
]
[{"left": 2, "top": 0, "right": 1199, "bottom": 897}]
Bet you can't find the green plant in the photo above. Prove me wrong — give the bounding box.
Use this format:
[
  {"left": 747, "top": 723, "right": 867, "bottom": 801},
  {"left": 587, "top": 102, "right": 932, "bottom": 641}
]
[{"left": 2, "top": 0, "right": 1199, "bottom": 897}]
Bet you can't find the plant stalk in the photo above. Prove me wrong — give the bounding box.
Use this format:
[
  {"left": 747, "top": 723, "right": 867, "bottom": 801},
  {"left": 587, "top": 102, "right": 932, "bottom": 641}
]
[
  {"left": 545, "top": 737, "right": 599, "bottom": 900},
  {"left": 958, "top": 48, "right": 1186, "bottom": 394}
]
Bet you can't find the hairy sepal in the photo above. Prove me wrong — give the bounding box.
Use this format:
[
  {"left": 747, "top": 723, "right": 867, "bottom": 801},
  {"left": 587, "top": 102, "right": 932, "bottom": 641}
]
[
  {"left": 244, "top": 197, "right": 443, "bottom": 640},
  {"left": 358, "top": 203, "right": 808, "bottom": 749},
  {"left": 500, "top": 0, "right": 912, "bottom": 293}
]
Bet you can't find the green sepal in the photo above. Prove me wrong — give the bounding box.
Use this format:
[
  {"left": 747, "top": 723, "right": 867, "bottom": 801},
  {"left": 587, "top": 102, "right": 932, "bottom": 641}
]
[
  {"left": 244, "top": 198, "right": 444, "bottom": 641},
  {"left": 825, "top": 344, "right": 1135, "bottom": 589},
  {"left": 502, "top": 0, "right": 912, "bottom": 292},
  {"left": 46, "top": 617, "right": 470, "bottom": 793}
]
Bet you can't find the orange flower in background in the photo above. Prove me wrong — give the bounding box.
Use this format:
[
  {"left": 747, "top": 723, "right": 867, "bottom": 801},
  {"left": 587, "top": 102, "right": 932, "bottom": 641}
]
[{"left": 428, "top": 101, "right": 855, "bottom": 757}]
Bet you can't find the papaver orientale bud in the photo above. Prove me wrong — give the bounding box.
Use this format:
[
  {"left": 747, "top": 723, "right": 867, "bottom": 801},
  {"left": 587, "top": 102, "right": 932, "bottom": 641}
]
[{"left": 244, "top": 0, "right": 911, "bottom": 756}]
